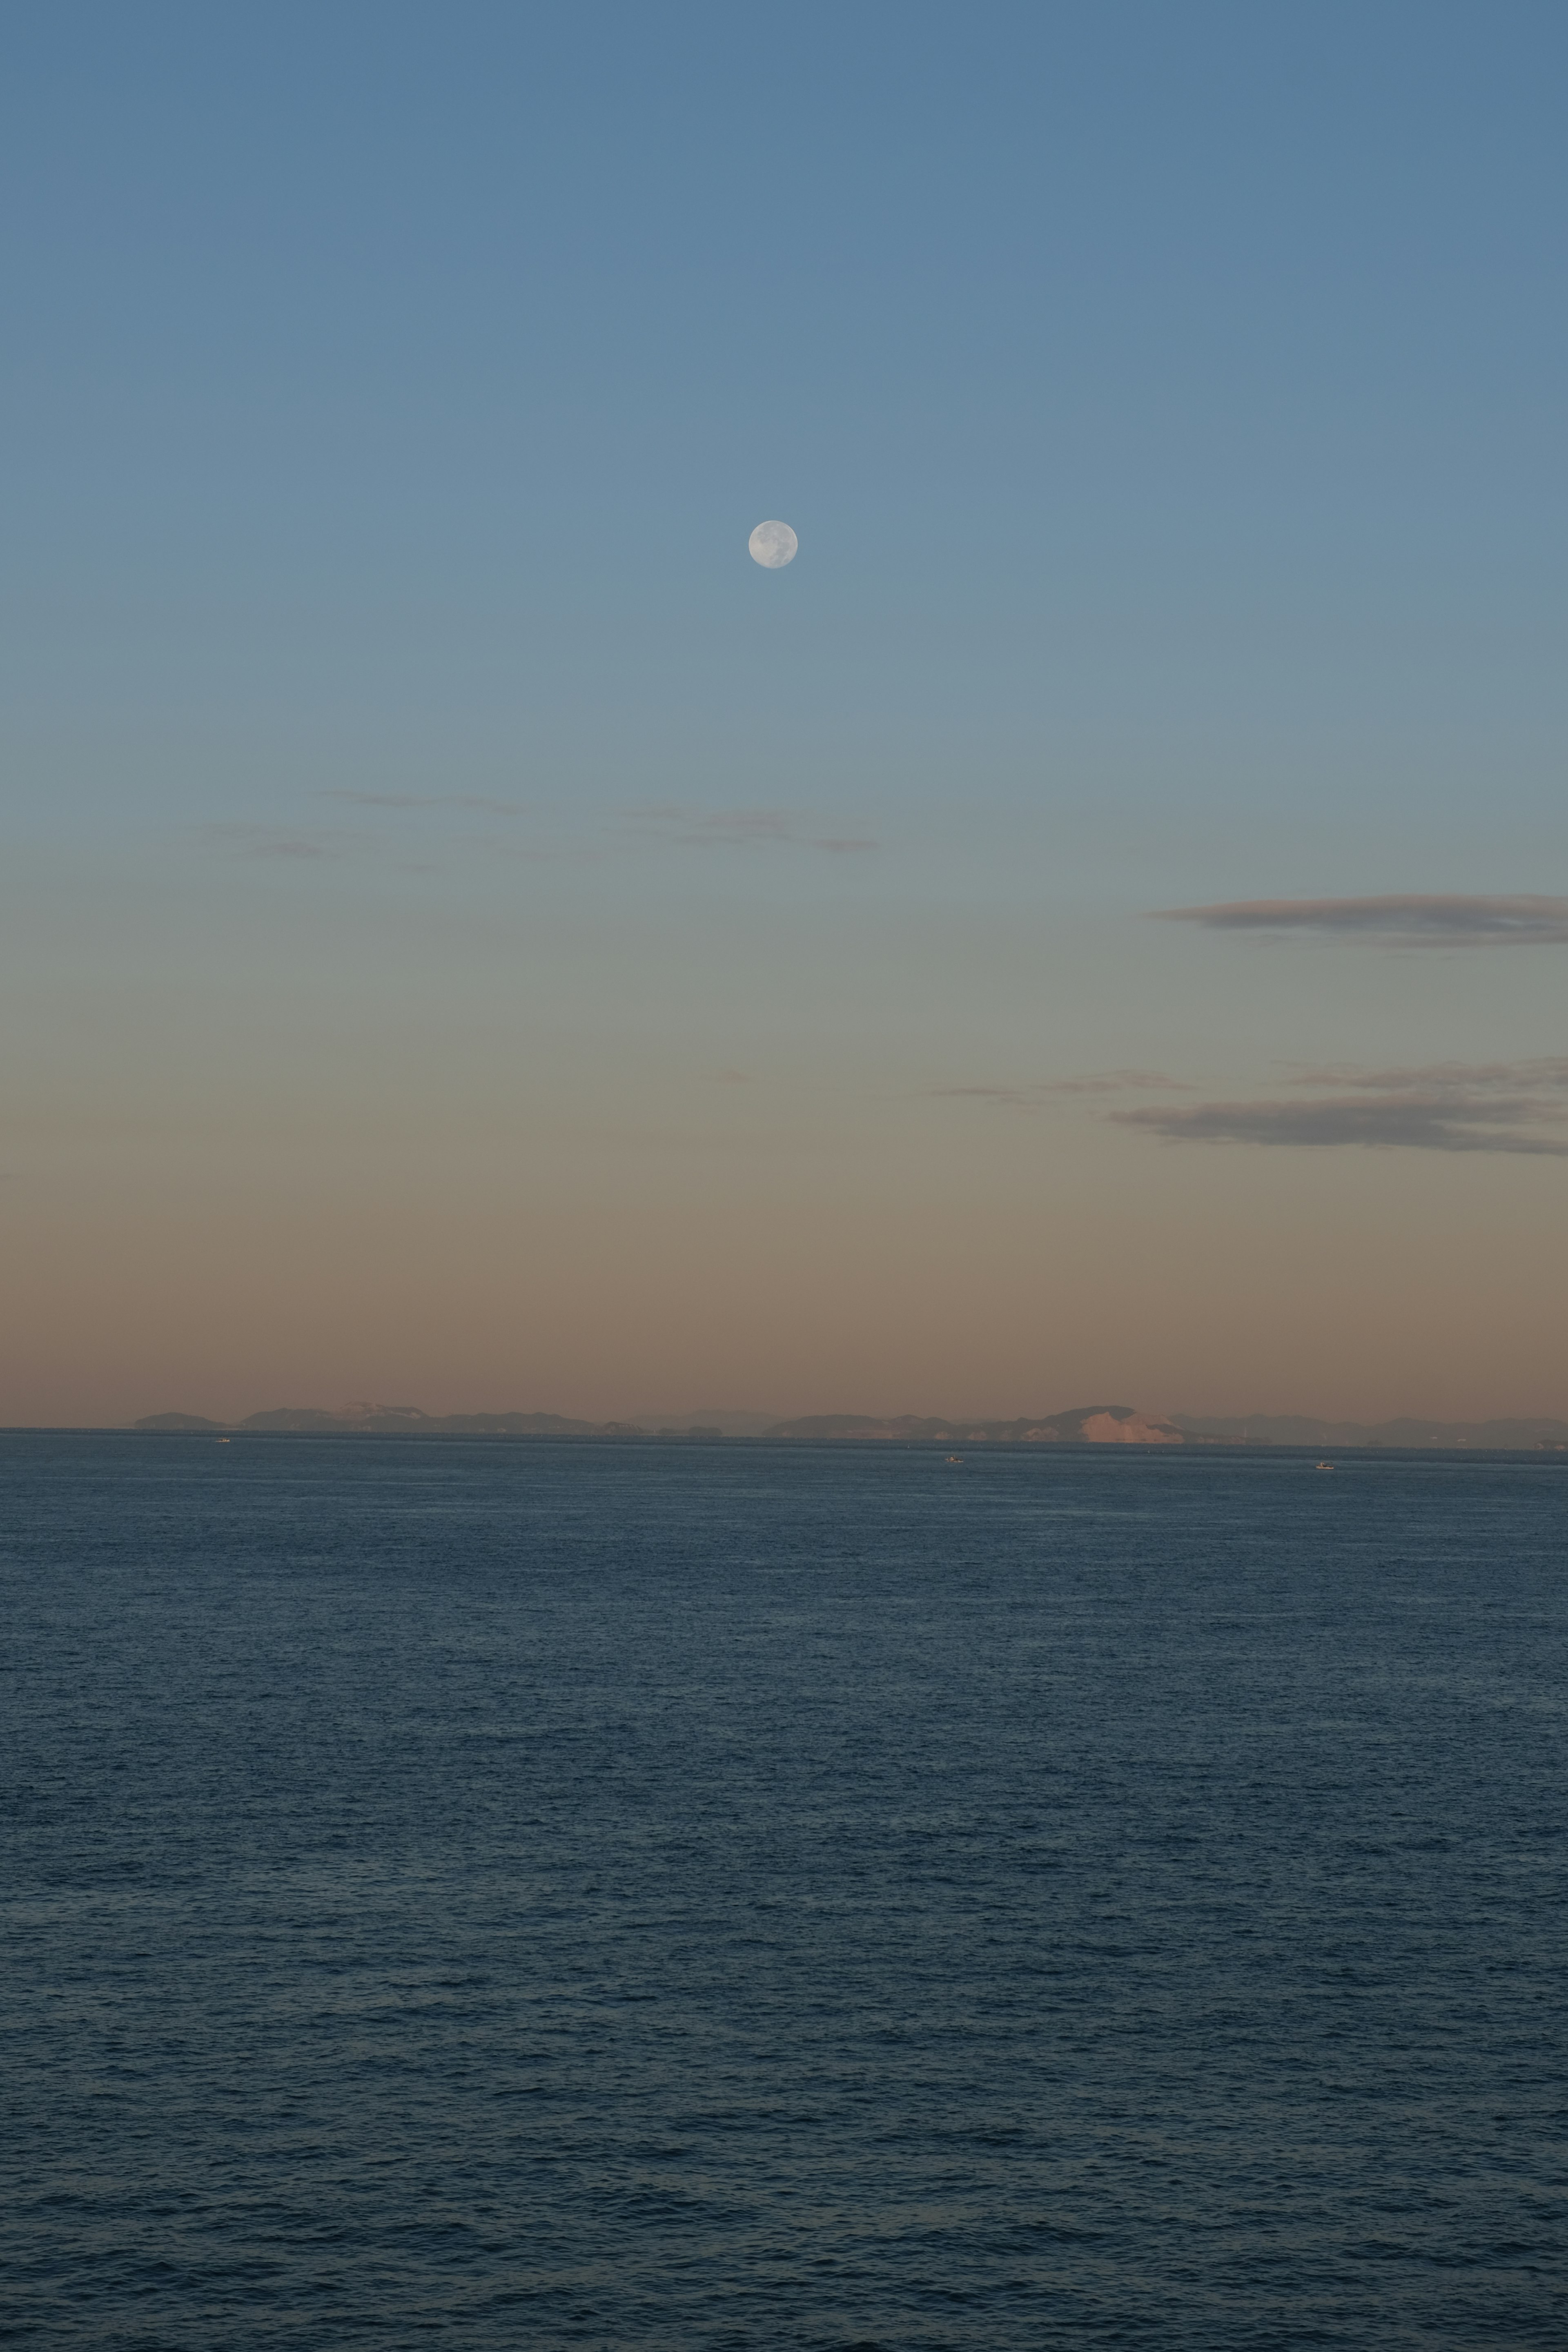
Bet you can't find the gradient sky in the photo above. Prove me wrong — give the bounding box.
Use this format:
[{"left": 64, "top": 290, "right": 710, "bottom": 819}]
[{"left": 4, "top": 1, "right": 1566, "bottom": 1426}]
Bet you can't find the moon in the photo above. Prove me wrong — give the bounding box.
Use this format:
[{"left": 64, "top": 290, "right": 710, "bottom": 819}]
[{"left": 748, "top": 519, "right": 798, "bottom": 568}]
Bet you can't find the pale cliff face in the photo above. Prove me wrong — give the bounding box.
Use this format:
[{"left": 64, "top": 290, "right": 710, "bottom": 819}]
[{"left": 1078, "top": 1412, "right": 1183, "bottom": 1444}]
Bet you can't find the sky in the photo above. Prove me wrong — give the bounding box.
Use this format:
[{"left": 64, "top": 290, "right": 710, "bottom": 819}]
[{"left": 4, "top": 1, "right": 1566, "bottom": 1427}]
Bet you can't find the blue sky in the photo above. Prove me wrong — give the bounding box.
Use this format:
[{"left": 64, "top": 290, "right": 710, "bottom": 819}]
[{"left": 4, "top": 4, "right": 1567, "bottom": 1422}]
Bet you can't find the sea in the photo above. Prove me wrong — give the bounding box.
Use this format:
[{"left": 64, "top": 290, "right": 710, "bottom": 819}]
[{"left": 2, "top": 1432, "right": 1564, "bottom": 2349}]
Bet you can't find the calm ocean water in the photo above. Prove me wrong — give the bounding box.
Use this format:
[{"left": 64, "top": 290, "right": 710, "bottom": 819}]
[{"left": 2, "top": 1434, "right": 1564, "bottom": 2349}]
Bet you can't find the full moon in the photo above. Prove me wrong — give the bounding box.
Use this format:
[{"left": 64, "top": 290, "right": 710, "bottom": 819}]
[{"left": 748, "top": 519, "right": 798, "bottom": 568}]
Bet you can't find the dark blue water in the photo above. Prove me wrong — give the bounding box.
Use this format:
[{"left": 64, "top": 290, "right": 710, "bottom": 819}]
[{"left": 2, "top": 1436, "right": 1564, "bottom": 2348}]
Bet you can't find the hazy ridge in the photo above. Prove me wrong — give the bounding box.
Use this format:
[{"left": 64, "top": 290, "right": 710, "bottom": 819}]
[{"left": 132, "top": 1403, "right": 1568, "bottom": 1447}]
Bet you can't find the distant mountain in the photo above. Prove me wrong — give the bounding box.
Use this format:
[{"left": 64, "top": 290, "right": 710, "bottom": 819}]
[
  {"left": 633, "top": 1408, "right": 781, "bottom": 1437},
  {"left": 1174, "top": 1414, "right": 1568, "bottom": 1449},
  {"left": 135, "top": 1404, "right": 641, "bottom": 1436},
  {"left": 764, "top": 1405, "right": 1188, "bottom": 1445},
  {"left": 131, "top": 1400, "right": 1191, "bottom": 1442},
  {"left": 129, "top": 1401, "right": 1568, "bottom": 1449},
  {"left": 236, "top": 1404, "right": 641, "bottom": 1436}
]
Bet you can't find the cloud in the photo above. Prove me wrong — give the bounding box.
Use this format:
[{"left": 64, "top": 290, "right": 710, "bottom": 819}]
[
  {"left": 937, "top": 1052, "right": 1568, "bottom": 1156},
  {"left": 230, "top": 795, "right": 876, "bottom": 860},
  {"left": 932, "top": 1071, "right": 1187, "bottom": 1106},
  {"left": 638, "top": 807, "right": 791, "bottom": 842},
  {"left": 1289, "top": 1057, "right": 1568, "bottom": 1095},
  {"left": 1116, "top": 1059, "right": 1568, "bottom": 1155},
  {"left": 628, "top": 805, "right": 875, "bottom": 853},
  {"left": 197, "top": 823, "right": 363, "bottom": 860},
  {"left": 197, "top": 809, "right": 567, "bottom": 871},
  {"left": 318, "top": 789, "right": 527, "bottom": 816},
  {"left": 1152, "top": 895, "right": 1568, "bottom": 946}
]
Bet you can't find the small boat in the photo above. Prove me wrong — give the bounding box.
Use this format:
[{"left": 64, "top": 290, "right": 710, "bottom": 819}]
[
  {"left": 1314, "top": 1460, "right": 1334, "bottom": 1472},
  {"left": 946, "top": 1454, "right": 964, "bottom": 1465}
]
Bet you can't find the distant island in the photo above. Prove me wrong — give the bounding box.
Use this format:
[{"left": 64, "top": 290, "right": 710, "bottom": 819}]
[
  {"left": 135, "top": 1405, "right": 644, "bottom": 1438},
  {"left": 131, "top": 1402, "right": 1568, "bottom": 1448}
]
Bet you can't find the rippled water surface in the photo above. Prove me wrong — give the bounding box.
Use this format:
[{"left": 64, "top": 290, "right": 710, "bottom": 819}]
[{"left": 3, "top": 1434, "right": 1565, "bottom": 2347}]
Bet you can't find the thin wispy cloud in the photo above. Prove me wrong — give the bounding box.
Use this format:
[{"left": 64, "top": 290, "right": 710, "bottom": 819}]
[
  {"left": 318, "top": 789, "right": 528, "bottom": 816},
  {"left": 206, "top": 799, "right": 874, "bottom": 864},
  {"left": 939, "top": 1057, "right": 1568, "bottom": 1155},
  {"left": 628, "top": 805, "right": 875, "bottom": 853},
  {"left": 1116, "top": 1059, "right": 1568, "bottom": 1156},
  {"left": 197, "top": 823, "right": 365, "bottom": 861},
  {"left": 1289, "top": 1057, "right": 1568, "bottom": 1095},
  {"left": 1152, "top": 895, "right": 1568, "bottom": 946},
  {"left": 197, "top": 811, "right": 568, "bottom": 871},
  {"left": 932, "top": 1071, "right": 1187, "bottom": 1106}
]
